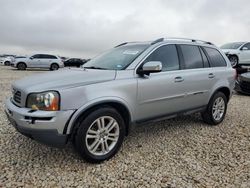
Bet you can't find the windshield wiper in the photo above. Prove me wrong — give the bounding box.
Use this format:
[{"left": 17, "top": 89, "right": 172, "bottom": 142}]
[{"left": 84, "top": 66, "right": 107, "bottom": 70}]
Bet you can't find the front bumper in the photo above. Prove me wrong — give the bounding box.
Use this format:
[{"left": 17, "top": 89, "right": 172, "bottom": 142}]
[{"left": 4, "top": 98, "right": 75, "bottom": 147}]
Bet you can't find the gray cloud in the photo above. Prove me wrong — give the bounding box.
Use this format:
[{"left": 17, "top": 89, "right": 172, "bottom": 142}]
[{"left": 0, "top": 0, "right": 249, "bottom": 58}]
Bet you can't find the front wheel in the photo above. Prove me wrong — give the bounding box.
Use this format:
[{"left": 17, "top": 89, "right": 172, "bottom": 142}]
[
  {"left": 229, "top": 55, "right": 238, "bottom": 68},
  {"left": 4, "top": 61, "right": 10, "bottom": 66},
  {"left": 201, "top": 92, "right": 227, "bottom": 125},
  {"left": 17, "top": 62, "right": 26, "bottom": 70},
  {"left": 74, "top": 107, "right": 125, "bottom": 163}
]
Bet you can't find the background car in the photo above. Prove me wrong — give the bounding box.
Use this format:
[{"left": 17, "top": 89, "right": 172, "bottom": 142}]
[
  {"left": 64, "top": 58, "right": 87, "bottom": 67},
  {"left": 0, "top": 55, "right": 15, "bottom": 66},
  {"left": 12, "top": 54, "right": 64, "bottom": 70},
  {"left": 235, "top": 72, "right": 250, "bottom": 95},
  {"left": 221, "top": 42, "right": 250, "bottom": 67}
]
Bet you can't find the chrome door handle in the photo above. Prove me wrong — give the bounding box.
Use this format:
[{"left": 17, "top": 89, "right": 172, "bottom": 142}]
[
  {"left": 174, "top": 76, "right": 184, "bottom": 82},
  {"left": 208, "top": 73, "right": 215, "bottom": 78}
]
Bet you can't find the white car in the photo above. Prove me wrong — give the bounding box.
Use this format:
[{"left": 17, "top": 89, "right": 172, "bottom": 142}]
[
  {"left": 0, "top": 56, "right": 14, "bottom": 66},
  {"left": 12, "top": 54, "right": 64, "bottom": 70},
  {"left": 221, "top": 42, "right": 250, "bottom": 67}
]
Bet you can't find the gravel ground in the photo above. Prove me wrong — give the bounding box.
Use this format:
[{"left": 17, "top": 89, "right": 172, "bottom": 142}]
[{"left": 0, "top": 66, "right": 249, "bottom": 187}]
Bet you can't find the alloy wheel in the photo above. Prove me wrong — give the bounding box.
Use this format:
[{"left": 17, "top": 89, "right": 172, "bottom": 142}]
[
  {"left": 85, "top": 116, "right": 120, "bottom": 156},
  {"left": 212, "top": 97, "right": 225, "bottom": 121}
]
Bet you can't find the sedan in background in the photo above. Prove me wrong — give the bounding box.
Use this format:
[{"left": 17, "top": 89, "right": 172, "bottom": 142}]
[
  {"left": 64, "top": 58, "right": 87, "bottom": 67},
  {"left": 0, "top": 56, "right": 15, "bottom": 66},
  {"left": 235, "top": 72, "right": 250, "bottom": 95}
]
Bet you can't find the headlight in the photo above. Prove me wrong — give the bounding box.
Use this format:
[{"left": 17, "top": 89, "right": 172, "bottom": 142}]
[{"left": 26, "top": 91, "right": 60, "bottom": 111}]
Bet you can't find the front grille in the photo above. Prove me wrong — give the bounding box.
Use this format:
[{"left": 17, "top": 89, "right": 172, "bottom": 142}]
[
  {"left": 240, "top": 80, "right": 250, "bottom": 93},
  {"left": 13, "top": 90, "right": 21, "bottom": 104}
]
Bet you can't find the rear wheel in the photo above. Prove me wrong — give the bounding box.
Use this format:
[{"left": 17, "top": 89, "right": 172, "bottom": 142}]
[
  {"left": 50, "top": 63, "right": 59, "bottom": 71},
  {"left": 201, "top": 92, "right": 227, "bottom": 125},
  {"left": 229, "top": 55, "right": 238, "bottom": 68},
  {"left": 17, "top": 62, "right": 26, "bottom": 70},
  {"left": 74, "top": 107, "right": 125, "bottom": 163}
]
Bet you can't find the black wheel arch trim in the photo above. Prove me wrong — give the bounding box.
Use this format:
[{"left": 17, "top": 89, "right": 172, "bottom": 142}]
[{"left": 64, "top": 100, "right": 132, "bottom": 136}]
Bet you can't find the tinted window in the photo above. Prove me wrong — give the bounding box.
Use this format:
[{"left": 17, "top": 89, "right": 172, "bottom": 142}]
[
  {"left": 49, "top": 55, "right": 57, "bottom": 59},
  {"left": 32, "top": 54, "right": 41, "bottom": 59},
  {"left": 242, "top": 43, "right": 250, "bottom": 50},
  {"left": 180, "top": 45, "right": 203, "bottom": 69},
  {"left": 200, "top": 47, "right": 209, "bottom": 68},
  {"left": 42, "top": 55, "right": 57, "bottom": 59},
  {"left": 144, "top": 45, "right": 179, "bottom": 71},
  {"left": 204, "top": 47, "right": 227, "bottom": 67}
]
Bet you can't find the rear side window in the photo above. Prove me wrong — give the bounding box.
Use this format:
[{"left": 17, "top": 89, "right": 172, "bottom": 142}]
[
  {"left": 144, "top": 45, "right": 179, "bottom": 71},
  {"left": 41, "top": 55, "right": 57, "bottom": 59},
  {"left": 180, "top": 45, "right": 203, "bottom": 69},
  {"left": 204, "top": 47, "right": 227, "bottom": 67}
]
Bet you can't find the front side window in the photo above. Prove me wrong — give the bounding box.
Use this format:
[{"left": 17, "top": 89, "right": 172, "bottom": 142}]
[
  {"left": 242, "top": 43, "right": 250, "bottom": 50},
  {"left": 32, "top": 54, "right": 41, "bottom": 59},
  {"left": 83, "top": 44, "right": 149, "bottom": 70},
  {"left": 180, "top": 45, "right": 203, "bottom": 69},
  {"left": 204, "top": 47, "right": 227, "bottom": 67},
  {"left": 143, "top": 45, "right": 180, "bottom": 71}
]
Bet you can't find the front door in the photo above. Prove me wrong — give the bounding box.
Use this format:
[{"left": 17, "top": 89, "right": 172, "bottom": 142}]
[
  {"left": 136, "top": 44, "right": 187, "bottom": 121},
  {"left": 29, "top": 54, "right": 41, "bottom": 67}
]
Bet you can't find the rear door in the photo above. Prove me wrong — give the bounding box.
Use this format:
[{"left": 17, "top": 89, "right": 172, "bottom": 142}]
[
  {"left": 39, "top": 54, "right": 54, "bottom": 68},
  {"left": 176, "top": 44, "right": 213, "bottom": 109}
]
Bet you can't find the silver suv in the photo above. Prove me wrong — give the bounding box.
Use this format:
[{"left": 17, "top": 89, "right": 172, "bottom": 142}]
[
  {"left": 5, "top": 38, "right": 235, "bottom": 163},
  {"left": 11, "top": 54, "right": 64, "bottom": 70}
]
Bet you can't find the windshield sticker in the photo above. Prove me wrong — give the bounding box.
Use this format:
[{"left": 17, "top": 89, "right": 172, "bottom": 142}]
[
  {"left": 123, "top": 50, "right": 139, "bottom": 55},
  {"left": 116, "top": 65, "right": 122, "bottom": 68}
]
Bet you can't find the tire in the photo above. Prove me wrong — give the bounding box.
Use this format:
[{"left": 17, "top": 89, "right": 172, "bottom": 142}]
[
  {"left": 4, "top": 61, "right": 10, "bottom": 66},
  {"left": 201, "top": 92, "right": 227, "bottom": 125},
  {"left": 17, "top": 62, "right": 27, "bottom": 70},
  {"left": 50, "top": 63, "right": 59, "bottom": 71},
  {"left": 74, "top": 107, "right": 125, "bottom": 163},
  {"left": 229, "top": 55, "right": 238, "bottom": 68}
]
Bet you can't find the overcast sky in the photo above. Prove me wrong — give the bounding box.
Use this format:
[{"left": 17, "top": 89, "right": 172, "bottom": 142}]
[{"left": 0, "top": 0, "right": 249, "bottom": 58}]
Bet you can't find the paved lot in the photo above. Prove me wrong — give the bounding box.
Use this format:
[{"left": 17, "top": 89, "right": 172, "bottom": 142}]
[{"left": 0, "top": 66, "right": 249, "bottom": 187}]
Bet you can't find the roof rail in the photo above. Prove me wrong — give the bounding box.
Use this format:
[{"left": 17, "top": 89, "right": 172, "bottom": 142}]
[
  {"left": 151, "top": 38, "right": 164, "bottom": 45},
  {"left": 166, "top": 37, "right": 214, "bottom": 45},
  {"left": 114, "top": 42, "right": 128, "bottom": 48}
]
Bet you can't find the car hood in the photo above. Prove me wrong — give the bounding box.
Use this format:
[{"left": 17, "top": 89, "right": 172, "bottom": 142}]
[
  {"left": 221, "top": 49, "right": 239, "bottom": 54},
  {"left": 240, "top": 72, "right": 250, "bottom": 82},
  {"left": 13, "top": 68, "right": 116, "bottom": 93}
]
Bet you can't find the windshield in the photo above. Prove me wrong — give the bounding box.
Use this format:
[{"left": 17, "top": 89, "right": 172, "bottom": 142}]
[
  {"left": 83, "top": 44, "right": 149, "bottom": 70},
  {"left": 221, "top": 42, "right": 244, "bottom": 49}
]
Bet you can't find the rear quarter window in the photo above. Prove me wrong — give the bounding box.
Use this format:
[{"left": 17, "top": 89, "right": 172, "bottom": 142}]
[{"left": 204, "top": 47, "right": 227, "bottom": 67}]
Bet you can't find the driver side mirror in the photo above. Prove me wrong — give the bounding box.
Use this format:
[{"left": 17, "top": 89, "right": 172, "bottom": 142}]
[
  {"left": 241, "top": 47, "right": 248, "bottom": 51},
  {"left": 137, "top": 61, "right": 162, "bottom": 76},
  {"left": 30, "top": 57, "right": 34, "bottom": 60}
]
